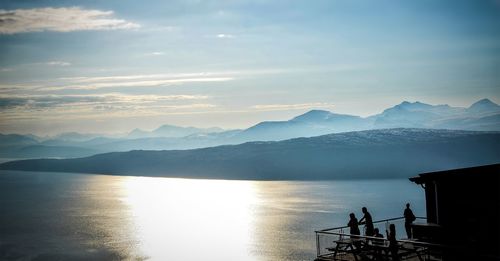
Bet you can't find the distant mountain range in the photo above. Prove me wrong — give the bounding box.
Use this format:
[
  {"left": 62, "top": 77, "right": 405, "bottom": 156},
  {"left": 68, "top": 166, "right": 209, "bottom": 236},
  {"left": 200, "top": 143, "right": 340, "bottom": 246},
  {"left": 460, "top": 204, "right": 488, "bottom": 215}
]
[
  {"left": 240, "top": 98, "right": 500, "bottom": 140},
  {"left": 1, "top": 98, "right": 499, "bottom": 159},
  {"left": 127, "top": 124, "right": 224, "bottom": 139},
  {"left": 2, "top": 129, "right": 499, "bottom": 180}
]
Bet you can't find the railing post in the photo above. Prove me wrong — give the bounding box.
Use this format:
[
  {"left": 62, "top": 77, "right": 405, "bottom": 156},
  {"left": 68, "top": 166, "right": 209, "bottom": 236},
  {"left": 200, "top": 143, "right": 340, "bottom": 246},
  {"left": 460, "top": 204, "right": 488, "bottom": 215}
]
[{"left": 316, "top": 232, "right": 320, "bottom": 257}]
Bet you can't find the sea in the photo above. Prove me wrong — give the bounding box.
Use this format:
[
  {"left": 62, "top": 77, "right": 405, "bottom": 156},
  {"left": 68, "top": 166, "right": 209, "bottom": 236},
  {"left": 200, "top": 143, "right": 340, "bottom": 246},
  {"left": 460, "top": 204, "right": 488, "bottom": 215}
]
[{"left": 0, "top": 170, "right": 425, "bottom": 261}]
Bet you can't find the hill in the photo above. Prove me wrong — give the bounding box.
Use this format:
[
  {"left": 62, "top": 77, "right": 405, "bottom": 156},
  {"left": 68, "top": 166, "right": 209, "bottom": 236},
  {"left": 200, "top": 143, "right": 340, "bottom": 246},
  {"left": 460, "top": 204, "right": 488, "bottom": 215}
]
[{"left": 1, "top": 129, "right": 499, "bottom": 180}]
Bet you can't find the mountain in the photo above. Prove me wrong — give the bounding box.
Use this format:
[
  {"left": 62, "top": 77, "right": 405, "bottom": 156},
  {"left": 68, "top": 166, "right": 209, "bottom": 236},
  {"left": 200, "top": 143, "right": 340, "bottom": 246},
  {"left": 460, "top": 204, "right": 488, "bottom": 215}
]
[
  {"left": 237, "top": 110, "right": 372, "bottom": 141},
  {"left": 0, "top": 134, "right": 39, "bottom": 146},
  {"left": 234, "top": 99, "right": 500, "bottom": 141},
  {"left": 127, "top": 124, "right": 224, "bottom": 139},
  {"left": 373, "top": 99, "right": 500, "bottom": 130},
  {"left": 433, "top": 113, "right": 500, "bottom": 131},
  {"left": 466, "top": 98, "right": 500, "bottom": 115},
  {"left": 374, "top": 102, "right": 443, "bottom": 128},
  {"left": 1, "top": 129, "right": 499, "bottom": 180},
  {"left": 1, "top": 99, "right": 499, "bottom": 159},
  {"left": 0, "top": 145, "right": 102, "bottom": 158},
  {"left": 52, "top": 132, "right": 100, "bottom": 142},
  {"left": 153, "top": 124, "right": 223, "bottom": 137},
  {"left": 42, "top": 136, "right": 98, "bottom": 147},
  {"left": 127, "top": 128, "right": 151, "bottom": 139},
  {"left": 291, "top": 109, "right": 358, "bottom": 122}
]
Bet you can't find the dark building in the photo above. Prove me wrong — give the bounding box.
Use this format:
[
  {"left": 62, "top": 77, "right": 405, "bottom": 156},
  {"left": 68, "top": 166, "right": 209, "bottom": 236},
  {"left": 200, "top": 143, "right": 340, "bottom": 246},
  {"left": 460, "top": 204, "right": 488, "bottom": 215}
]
[{"left": 410, "top": 164, "right": 500, "bottom": 261}]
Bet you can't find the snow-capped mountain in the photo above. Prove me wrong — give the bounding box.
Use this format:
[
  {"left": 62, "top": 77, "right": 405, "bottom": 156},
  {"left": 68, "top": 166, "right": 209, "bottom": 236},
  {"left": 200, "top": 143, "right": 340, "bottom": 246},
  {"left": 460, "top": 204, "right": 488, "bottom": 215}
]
[{"left": 1, "top": 98, "right": 499, "bottom": 158}]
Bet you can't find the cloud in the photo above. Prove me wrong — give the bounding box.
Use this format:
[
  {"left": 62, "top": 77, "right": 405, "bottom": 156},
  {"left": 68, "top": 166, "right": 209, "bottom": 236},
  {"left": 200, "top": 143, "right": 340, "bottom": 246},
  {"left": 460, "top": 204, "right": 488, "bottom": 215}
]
[
  {"left": 0, "top": 95, "right": 105, "bottom": 110},
  {"left": 251, "top": 102, "right": 335, "bottom": 111},
  {"left": 216, "top": 34, "right": 234, "bottom": 38},
  {"left": 46, "top": 61, "right": 71, "bottom": 66},
  {"left": 40, "top": 77, "right": 233, "bottom": 91},
  {"left": 145, "top": 52, "right": 166, "bottom": 56},
  {"left": 0, "top": 93, "right": 216, "bottom": 120},
  {"left": 0, "top": 72, "right": 234, "bottom": 92},
  {"left": 0, "top": 7, "right": 140, "bottom": 34},
  {"left": 59, "top": 72, "right": 221, "bottom": 83},
  {"left": 2, "top": 68, "right": 326, "bottom": 94},
  {"left": 1, "top": 69, "right": 313, "bottom": 93},
  {"left": 0, "top": 94, "right": 209, "bottom": 109}
]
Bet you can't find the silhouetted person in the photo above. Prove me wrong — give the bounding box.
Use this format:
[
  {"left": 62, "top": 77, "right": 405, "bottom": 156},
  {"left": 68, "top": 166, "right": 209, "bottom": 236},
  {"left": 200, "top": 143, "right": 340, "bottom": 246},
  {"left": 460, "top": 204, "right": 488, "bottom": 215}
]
[
  {"left": 359, "top": 206, "right": 374, "bottom": 236},
  {"left": 348, "top": 213, "right": 362, "bottom": 249},
  {"left": 371, "top": 228, "right": 385, "bottom": 260},
  {"left": 373, "top": 228, "right": 384, "bottom": 244},
  {"left": 386, "top": 224, "right": 399, "bottom": 261},
  {"left": 404, "top": 203, "right": 416, "bottom": 239},
  {"left": 348, "top": 213, "right": 360, "bottom": 236}
]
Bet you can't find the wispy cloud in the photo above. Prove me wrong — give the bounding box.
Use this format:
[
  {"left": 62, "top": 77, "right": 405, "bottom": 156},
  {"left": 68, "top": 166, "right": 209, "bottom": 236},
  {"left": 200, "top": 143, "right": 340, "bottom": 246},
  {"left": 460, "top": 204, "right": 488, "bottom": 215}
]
[
  {"left": 0, "top": 94, "right": 209, "bottom": 109},
  {"left": 40, "top": 77, "right": 233, "bottom": 91},
  {"left": 1, "top": 68, "right": 323, "bottom": 93},
  {"left": 0, "top": 94, "right": 107, "bottom": 109},
  {"left": 0, "top": 72, "right": 234, "bottom": 92},
  {"left": 251, "top": 102, "right": 335, "bottom": 111},
  {"left": 59, "top": 72, "right": 228, "bottom": 83},
  {"left": 46, "top": 61, "right": 71, "bottom": 66},
  {"left": 0, "top": 93, "right": 215, "bottom": 121},
  {"left": 1, "top": 68, "right": 327, "bottom": 95},
  {"left": 216, "top": 34, "right": 234, "bottom": 38},
  {"left": 144, "top": 52, "right": 166, "bottom": 56},
  {"left": 0, "top": 7, "right": 140, "bottom": 34},
  {"left": 0, "top": 68, "right": 13, "bottom": 72}
]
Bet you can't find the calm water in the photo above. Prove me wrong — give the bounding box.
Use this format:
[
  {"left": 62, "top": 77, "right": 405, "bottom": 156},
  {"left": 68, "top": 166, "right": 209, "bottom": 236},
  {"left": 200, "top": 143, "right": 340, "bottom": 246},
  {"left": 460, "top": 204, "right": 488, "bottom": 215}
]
[{"left": 0, "top": 171, "right": 425, "bottom": 261}]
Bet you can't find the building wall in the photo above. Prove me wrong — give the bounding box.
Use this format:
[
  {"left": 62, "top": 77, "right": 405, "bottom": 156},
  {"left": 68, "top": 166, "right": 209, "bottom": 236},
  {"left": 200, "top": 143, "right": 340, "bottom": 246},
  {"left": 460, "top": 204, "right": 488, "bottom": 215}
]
[{"left": 422, "top": 165, "right": 500, "bottom": 259}]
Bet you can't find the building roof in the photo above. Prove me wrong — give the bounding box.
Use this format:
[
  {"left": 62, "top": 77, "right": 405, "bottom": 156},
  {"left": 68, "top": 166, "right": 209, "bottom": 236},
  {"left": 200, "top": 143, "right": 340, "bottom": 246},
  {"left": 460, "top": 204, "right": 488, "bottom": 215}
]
[{"left": 409, "top": 163, "right": 500, "bottom": 185}]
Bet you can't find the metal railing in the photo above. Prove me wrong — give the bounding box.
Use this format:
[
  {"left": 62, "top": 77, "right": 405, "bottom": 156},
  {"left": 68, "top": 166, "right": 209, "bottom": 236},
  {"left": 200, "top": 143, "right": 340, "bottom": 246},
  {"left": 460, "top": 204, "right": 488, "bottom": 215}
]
[{"left": 315, "top": 217, "right": 444, "bottom": 261}]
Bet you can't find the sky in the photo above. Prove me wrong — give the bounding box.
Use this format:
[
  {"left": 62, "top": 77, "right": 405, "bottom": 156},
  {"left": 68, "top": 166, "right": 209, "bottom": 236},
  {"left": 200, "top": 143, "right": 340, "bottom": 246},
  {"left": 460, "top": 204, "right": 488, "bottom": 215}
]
[{"left": 0, "top": 0, "right": 499, "bottom": 135}]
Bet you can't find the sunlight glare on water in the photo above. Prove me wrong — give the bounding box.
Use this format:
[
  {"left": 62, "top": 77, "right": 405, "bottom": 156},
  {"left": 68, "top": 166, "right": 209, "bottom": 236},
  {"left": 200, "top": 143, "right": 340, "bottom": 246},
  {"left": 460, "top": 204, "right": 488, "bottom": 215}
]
[
  {"left": 0, "top": 171, "right": 425, "bottom": 261},
  {"left": 121, "top": 177, "right": 258, "bottom": 261}
]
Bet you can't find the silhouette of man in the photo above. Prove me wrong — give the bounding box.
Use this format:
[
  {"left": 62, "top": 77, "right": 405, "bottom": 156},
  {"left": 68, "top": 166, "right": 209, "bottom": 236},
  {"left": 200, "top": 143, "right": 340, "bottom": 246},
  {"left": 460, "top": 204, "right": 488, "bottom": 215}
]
[
  {"left": 404, "top": 203, "right": 416, "bottom": 239},
  {"left": 359, "top": 207, "right": 374, "bottom": 236},
  {"left": 348, "top": 213, "right": 360, "bottom": 236}
]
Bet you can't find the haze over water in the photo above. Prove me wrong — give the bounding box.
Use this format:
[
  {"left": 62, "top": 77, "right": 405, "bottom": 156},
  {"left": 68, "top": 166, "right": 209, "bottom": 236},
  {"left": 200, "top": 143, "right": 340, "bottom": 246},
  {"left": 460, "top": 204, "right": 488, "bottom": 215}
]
[{"left": 0, "top": 171, "right": 424, "bottom": 261}]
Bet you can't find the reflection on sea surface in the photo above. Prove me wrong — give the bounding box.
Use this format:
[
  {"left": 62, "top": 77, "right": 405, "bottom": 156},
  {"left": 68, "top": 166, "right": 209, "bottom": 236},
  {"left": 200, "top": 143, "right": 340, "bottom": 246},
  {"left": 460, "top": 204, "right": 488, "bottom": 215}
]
[
  {"left": 0, "top": 171, "right": 425, "bottom": 261},
  {"left": 122, "top": 177, "right": 257, "bottom": 260},
  {"left": 0, "top": 171, "right": 139, "bottom": 260}
]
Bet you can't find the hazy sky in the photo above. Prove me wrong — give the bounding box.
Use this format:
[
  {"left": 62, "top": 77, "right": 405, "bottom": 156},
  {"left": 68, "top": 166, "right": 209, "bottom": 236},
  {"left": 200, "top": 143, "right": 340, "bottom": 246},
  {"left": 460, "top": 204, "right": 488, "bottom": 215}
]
[{"left": 1, "top": 0, "right": 499, "bottom": 135}]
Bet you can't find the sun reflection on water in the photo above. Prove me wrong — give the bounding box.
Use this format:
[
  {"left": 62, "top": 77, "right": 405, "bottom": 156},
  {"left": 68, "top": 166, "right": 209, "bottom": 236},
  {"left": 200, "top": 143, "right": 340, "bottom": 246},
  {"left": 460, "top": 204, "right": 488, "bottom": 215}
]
[{"left": 121, "top": 176, "right": 258, "bottom": 261}]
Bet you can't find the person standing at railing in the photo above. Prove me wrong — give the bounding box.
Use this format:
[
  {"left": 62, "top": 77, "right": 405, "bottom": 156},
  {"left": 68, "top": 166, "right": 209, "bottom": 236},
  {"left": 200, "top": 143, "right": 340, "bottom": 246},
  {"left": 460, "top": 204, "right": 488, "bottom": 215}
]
[
  {"left": 347, "top": 213, "right": 362, "bottom": 249},
  {"left": 403, "top": 203, "right": 416, "bottom": 239},
  {"left": 359, "top": 207, "right": 374, "bottom": 236},
  {"left": 347, "top": 213, "right": 360, "bottom": 236},
  {"left": 386, "top": 224, "right": 400, "bottom": 261}
]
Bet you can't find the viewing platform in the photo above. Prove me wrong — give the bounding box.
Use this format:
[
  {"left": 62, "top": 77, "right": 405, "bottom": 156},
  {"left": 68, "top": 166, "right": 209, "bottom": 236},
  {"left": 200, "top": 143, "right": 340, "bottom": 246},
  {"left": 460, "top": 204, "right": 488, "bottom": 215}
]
[
  {"left": 314, "top": 217, "right": 444, "bottom": 261},
  {"left": 314, "top": 164, "right": 500, "bottom": 261}
]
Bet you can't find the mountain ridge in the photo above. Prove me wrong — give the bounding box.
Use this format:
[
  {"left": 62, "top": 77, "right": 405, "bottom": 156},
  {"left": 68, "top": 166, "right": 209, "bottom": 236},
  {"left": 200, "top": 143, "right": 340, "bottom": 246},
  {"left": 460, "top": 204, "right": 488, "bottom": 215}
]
[
  {"left": 127, "top": 124, "right": 224, "bottom": 139},
  {"left": 1, "top": 98, "right": 499, "bottom": 158},
  {"left": 1, "top": 128, "right": 499, "bottom": 180}
]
